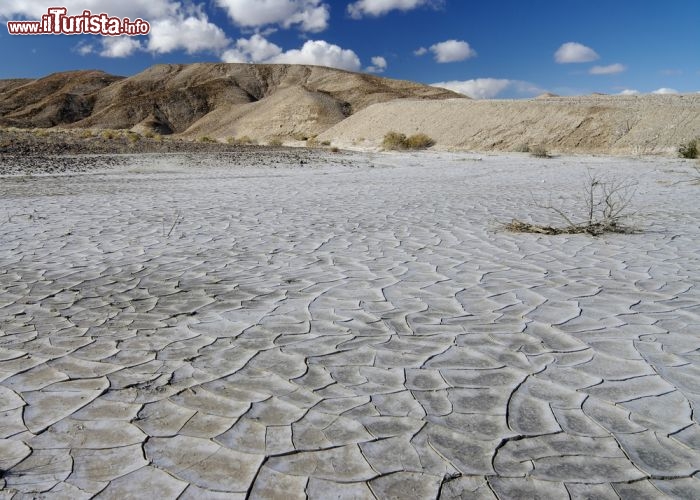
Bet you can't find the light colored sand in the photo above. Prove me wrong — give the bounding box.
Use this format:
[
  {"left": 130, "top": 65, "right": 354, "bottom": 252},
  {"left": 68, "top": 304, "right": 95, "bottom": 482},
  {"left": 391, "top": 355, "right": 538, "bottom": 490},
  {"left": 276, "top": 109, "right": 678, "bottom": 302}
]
[
  {"left": 317, "top": 94, "right": 700, "bottom": 155},
  {"left": 1, "top": 151, "right": 700, "bottom": 497}
]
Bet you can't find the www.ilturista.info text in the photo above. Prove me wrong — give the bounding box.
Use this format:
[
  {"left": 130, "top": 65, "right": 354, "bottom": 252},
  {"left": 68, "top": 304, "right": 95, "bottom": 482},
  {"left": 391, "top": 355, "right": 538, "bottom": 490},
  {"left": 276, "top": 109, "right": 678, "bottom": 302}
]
[{"left": 7, "top": 8, "right": 150, "bottom": 35}]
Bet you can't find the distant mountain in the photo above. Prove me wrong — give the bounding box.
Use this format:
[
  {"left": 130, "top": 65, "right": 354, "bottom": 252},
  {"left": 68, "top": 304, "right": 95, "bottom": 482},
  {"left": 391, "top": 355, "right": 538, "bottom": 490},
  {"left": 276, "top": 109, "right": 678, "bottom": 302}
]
[{"left": 0, "top": 64, "right": 463, "bottom": 140}]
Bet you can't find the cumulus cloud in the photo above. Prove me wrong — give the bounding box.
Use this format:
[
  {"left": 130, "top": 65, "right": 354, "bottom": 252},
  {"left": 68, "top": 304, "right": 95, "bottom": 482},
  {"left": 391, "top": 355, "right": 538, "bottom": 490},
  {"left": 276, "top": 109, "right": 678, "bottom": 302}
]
[
  {"left": 432, "top": 78, "right": 544, "bottom": 99},
  {"left": 589, "top": 63, "right": 626, "bottom": 75},
  {"left": 366, "top": 56, "right": 387, "bottom": 73},
  {"left": 430, "top": 40, "right": 476, "bottom": 63},
  {"left": 74, "top": 41, "right": 95, "bottom": 56},
  {"left": 215, "top": 0, "right": 329, "bottom": 32},
  {"left": 652, "top": 88, "right": 678, "bottom": 94},
  {"left": 554, "top": 42, "right": 599, "bottom": 63},
  {"left": 619, "top": 89, "right": 640, "bottom": 95},
  {"left": 414, "top": 47, "right": 428, "bottom": 56},
  {"left": 221, "top": 35, "right": 284, "bottom": 64},
  {"left": 147, "top": 14, "right": 230, "bottom": 54},
  {"left": 222, "top": 35, "right": 361, "bottom": 71},
  {"left": 347, "top": 0, "right": 440, "bottom": 18},
  {"left": 100, "top": 37, "right": 143, "bottom": 57},
  {"left": 269, "top": 40, "right": 361, "bottom": 71}
]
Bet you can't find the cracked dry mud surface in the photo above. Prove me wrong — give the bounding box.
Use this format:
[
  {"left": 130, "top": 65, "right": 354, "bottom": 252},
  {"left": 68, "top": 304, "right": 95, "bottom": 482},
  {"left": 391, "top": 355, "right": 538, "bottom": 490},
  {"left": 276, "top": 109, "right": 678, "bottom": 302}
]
[{"left": 1, "top": 151, "right": 699, "bottom": 499}]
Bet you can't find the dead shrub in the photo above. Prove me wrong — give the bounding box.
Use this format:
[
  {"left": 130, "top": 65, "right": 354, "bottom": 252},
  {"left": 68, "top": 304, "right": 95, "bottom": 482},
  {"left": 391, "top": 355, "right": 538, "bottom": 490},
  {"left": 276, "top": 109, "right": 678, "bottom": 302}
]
[
  {"left": 505, "top": 171, "right": 638, "bottom": 236},
  {"left": 530, "top": 145, "right": 550, "bottom": 158}
]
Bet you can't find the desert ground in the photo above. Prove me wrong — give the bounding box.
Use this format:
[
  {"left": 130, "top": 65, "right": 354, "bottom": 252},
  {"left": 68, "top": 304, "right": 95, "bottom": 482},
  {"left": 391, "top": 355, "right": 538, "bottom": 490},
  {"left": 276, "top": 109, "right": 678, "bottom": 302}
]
[{"left": 1, "top": 148, "right": 700, "bottom": 499}]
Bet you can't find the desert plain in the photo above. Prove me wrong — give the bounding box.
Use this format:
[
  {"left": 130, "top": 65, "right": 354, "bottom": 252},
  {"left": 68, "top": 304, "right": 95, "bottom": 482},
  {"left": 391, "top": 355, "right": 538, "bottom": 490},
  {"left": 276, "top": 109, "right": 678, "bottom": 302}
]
[{"left": 1, "top": 145, "right": 700, "bottom": 499}]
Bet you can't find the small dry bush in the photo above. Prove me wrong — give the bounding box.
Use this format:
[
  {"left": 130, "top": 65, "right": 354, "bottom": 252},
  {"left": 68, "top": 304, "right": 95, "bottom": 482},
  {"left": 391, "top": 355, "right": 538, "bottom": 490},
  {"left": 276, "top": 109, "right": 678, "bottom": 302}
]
[
  {"left": 530, "top": 145, "right": 550, "bottom": 158},
  {"left": 227, "top": 136, "right": 255, "bottom": 145},
  {"left": 505, "top": 171, "right": 638, "bottom": 236},
  {"left": 101, "top": 129, "right": 118, "bottom": 140},
  {"left": 679, "top": 138, "right": 698, "bottom": 159},
  {"left": 267, "top": 137, "right": 283, "bottom": 147},
  {"left": 382, "top": 131, "right": 435, "bottom": 150},
  {"left": 81, "top": 129, "right": 95, "bottom": 139},
  {"left": 514, "top": 143, "right": 530, "bottom": 153},
  {"left": 198, "top": 136, "right": 216, "bottom": 143},
  {"left": 126, "top": 131, "right": 141, "bottom": 143},
  {"left": 330, "top": 146, "right": 340, "bottom": 153},
  {"left": 406, "top": 133, "right": 435, "bottom": 149},
  {"left": 382, "top": 131, "right": 408, "bottom": 150}
]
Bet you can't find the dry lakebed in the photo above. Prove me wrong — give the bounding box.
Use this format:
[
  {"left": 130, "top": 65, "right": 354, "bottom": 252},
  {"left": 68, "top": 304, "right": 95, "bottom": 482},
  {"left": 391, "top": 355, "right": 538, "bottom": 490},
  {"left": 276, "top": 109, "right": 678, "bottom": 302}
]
[{"left": 1, "top": 149, "right": 699, "bottom": 499}]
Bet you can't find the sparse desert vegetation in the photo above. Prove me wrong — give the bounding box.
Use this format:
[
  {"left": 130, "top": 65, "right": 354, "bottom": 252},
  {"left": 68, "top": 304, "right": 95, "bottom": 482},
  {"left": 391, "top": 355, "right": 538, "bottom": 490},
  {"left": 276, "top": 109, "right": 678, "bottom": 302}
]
[
  {"left": 227, "top": 135, "right": 255, "bottom": 145},
  {"left": 267, "top": 137, "right": 284, "bottom": 147},
  {"left": 382, "top": 131, "right": 436, "bottom": 150},
  {"left": 679, "top": 138, "right": 698, "bottom": 159},
  {"left": 530, "top": 145, "right": 551, "bottom": 158},
  {"left": 506, "top": 171, "right": 637, "bottom": 235},
  {"left": 100, "top": 129, "right": 118, "bottom": 140},
  {"left": 126, "top": 131, "right": 141, "bottom": 144}
]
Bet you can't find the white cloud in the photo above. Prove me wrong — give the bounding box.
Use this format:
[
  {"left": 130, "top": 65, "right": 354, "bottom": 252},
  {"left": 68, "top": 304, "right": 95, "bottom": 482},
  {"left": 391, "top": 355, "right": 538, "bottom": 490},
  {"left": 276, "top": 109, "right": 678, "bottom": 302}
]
[
  {"left": 430, "top": 40, "right": 476, "bottom": 63},
  {"left": 366, "top": 56, "right": 387, "bottom": 73},
  {"left": 652, "top": 88, "right": 678, "bottom": 95},
  {"left": 619, "top": 89, "right": 640, "bottom": 95},
  {"left": 414, "top": 47, "right": 428, "bottom": 56},
  {"left": 589, "top": 63, "right": 626, "bottom": 75},
  {"left": 554, "top": 42, "right": 599, "bottom": 63},
  {"left": 222, "top": 35, "right": 361, "bottom": 71},
  {"left": 147, "top": 14, "right": 230, "bottom": 54},
  {"left": 432, "top": 78, "right": 544, "bottom": 99},
  {"left": 215, "top": 0, "right": 329, "bottom": 32},
  {"left": 269, "top": 40, "right": 361, "bottom": 71},
  {"left": 75, "top": 41, "right": 94, "bottom": 56},
  {"left": 347, "top": 0, "right": 439, "bottom": 18},
  {"left": 234, "top": 33, "right": 283, "bottom": 61},
  {"left": 100, "top": 37, "right": 143, "bottom": 57}
]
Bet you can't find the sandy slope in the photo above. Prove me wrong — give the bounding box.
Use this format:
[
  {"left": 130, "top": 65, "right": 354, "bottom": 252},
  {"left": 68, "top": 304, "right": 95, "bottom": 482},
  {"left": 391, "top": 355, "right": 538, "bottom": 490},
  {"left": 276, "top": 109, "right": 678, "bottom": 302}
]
[
  {"left": 318, "top": 94, "right": 700, "bottom": 155},
  {"left": 1, "top": 151, "right": 699, "bottom": 497}
]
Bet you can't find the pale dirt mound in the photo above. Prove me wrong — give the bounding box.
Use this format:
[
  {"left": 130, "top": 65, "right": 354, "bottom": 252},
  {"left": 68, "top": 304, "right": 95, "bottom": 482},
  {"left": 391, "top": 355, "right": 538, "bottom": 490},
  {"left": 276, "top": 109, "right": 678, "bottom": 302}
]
[
  {"left": 0, "top": 63, "right": 461, "bottom": 141},
  {"left": 317, "top": 94, "right": 700, "bottom": 155},
  {"left": 182, "top": 86, "right": 350, "bottom": 142}
]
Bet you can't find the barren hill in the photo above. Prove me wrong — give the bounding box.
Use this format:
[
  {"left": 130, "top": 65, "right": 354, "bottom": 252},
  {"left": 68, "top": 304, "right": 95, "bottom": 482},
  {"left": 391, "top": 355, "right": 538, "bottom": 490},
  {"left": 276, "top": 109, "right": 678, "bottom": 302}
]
[
  {"left": 318, "top": 94, "right": 700, "bottom": 155},
  {"left": 0, "top": 63, "right": 461, "bottom": 139},
  {"left": 0, "top": 70, "right": 124, "bottom": 127}
]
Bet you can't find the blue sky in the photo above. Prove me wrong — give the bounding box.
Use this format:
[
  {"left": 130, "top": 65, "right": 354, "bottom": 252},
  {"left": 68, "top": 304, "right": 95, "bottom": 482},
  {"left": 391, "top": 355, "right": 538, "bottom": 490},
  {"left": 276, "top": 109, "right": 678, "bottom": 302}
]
[{"left": 1, "top": 0, "right": 698, "bottom": 98}]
